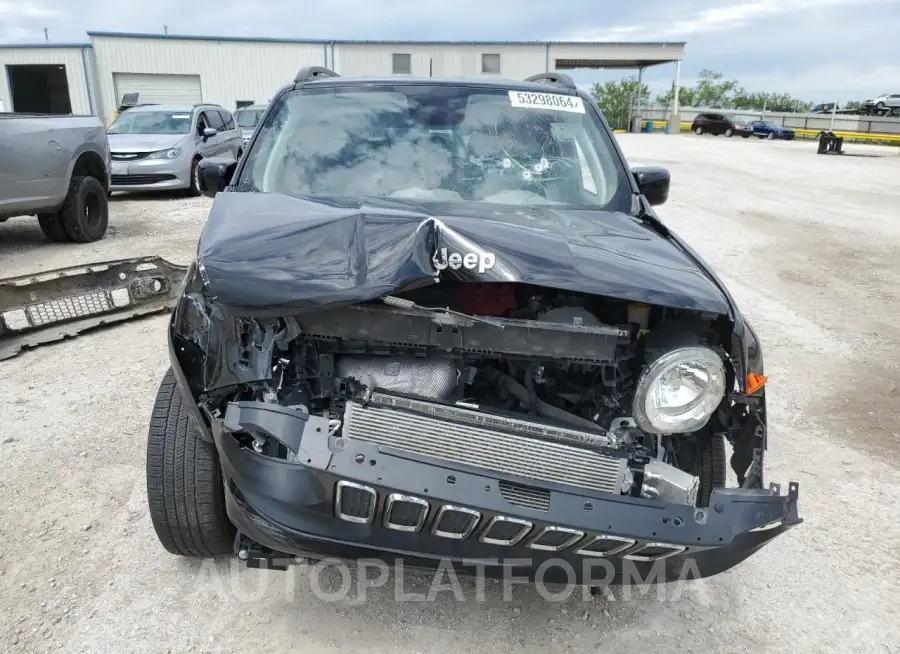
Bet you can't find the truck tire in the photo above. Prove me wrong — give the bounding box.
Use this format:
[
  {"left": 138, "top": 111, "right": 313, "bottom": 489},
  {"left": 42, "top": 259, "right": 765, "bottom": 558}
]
[
  {"left": 37, "top": 212, "right": 72, "bottom": 242},
  {"left": 61, "top": 176, "right": 108, "bottom": 243},
  {"left": 146, "top": 368, "right": 236, "bottom": 557}
]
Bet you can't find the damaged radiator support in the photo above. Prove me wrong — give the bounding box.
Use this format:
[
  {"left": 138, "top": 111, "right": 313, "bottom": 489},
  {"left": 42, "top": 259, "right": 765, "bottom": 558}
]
[
  {"left": 0, "top": 256, "right": 188, "bottom": 360},
  {"left": 299, "top": 304, "right": 630, "bottom": 363}
]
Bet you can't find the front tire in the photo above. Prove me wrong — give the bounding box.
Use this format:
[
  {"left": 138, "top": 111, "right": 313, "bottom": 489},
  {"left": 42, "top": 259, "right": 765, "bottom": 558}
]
[
  {"left": 186, "top": 157, "right": 202, "bottom": 197},
  {"left": 694, "top": 126, "right": 703, "bottom": 135},
  {"left": 146, "top": 368, "right": 235, "bottom": 557},
  {"left": 725, "top": 127, "right": 734, "bottom": 137},
  {"left": 767, "top": 131, "right": 775, "bottom": 140}
]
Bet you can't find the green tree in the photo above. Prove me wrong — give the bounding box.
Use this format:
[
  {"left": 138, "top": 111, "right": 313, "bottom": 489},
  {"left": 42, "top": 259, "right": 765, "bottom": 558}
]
[
  {"left": 844, "top": 100, "right": 862, "bottom": 111},
  {"left": 731, "top": 90, "right": 808, "bottom": 112},
  {"left": 693, "top": 69, "right": 740, "bottom": 107},
  {"left": 590, "top": 76, "right": 650, "bottom": 129},
  {"left": 656, "top": 85, "right": 695, "bottom": 108}
]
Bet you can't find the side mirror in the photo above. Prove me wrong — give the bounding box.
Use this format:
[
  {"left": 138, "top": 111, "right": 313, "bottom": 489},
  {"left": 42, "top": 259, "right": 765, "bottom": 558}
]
[
  {"left": 202, "top": 127, "right": 217, "bottom": 139},
  {"left": 198, "top": 157, "right": 238, "bottom": 198},
  {"left": 631, "top": 166, "right": 670, "bottom": 206}
]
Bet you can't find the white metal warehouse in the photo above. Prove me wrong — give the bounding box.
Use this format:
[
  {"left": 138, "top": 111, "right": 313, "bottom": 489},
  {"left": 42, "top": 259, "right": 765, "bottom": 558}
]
[{"left": 0, "top": 31, "right": 685, "bottom": 125}]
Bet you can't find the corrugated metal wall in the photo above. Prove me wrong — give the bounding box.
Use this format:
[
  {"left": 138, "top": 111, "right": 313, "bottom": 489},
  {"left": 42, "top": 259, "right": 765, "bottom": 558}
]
[
  {"left": 0, "top": 47, "right": 92, "bottom": 114},
  {"left": 333, "top": 43, "right": 547, "bottom": 80},
  {"left": 90, "top": 36, "right": 326, "bottom": 123},
  {"left": 0, "top": 37, "right": 687, "bottom": 121}
]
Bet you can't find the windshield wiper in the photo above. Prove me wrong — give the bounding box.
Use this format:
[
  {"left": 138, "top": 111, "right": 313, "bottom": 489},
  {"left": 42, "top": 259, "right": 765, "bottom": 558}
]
[{"left": 381, "top": 295, "right": 504, "bottom": 329}]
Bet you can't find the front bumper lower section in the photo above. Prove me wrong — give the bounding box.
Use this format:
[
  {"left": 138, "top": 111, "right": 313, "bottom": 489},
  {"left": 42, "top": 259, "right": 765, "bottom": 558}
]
[{"left": 213, "top": 400, "right": 802, "bottom": 585}]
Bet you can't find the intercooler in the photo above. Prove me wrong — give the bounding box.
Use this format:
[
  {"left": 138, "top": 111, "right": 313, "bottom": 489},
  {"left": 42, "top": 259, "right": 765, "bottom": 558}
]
[{"left": 340, "top": 393, "right": 628, "bottom": 496}]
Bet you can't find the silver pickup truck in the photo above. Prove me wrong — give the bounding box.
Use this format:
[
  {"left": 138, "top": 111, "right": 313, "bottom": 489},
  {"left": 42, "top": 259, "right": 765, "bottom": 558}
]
[{"left": 0, "top": 113, "right": 111, "bottom": 243}]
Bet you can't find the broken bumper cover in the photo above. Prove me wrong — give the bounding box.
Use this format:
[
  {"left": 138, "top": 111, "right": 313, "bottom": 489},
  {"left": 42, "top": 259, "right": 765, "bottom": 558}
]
[
  {"left": 213, "top": 400, "right": 802, "bottom": 585},
  {"left": 0, "top": 257, "right": 188, "bottom": 360}
]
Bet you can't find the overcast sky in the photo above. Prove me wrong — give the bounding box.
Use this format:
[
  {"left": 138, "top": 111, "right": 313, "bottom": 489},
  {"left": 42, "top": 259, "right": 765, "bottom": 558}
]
[{"left": 2, "top": 0, "right": 897, "bottom": 103}]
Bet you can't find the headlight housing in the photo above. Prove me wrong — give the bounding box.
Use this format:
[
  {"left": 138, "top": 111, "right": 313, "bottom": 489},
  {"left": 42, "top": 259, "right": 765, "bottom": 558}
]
[
  {"left": 148, "top": 148, "right": 182, "bottom": 160},
  {"left": 632, "top": 346, "right": 727, "bottom": 435}
]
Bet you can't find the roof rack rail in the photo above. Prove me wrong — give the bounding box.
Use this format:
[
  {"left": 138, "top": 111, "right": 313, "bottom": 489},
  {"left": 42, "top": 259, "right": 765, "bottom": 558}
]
[
  {"left": 524, "top": 72, "right": 577, "bottom": 90},
  {"left": 294, "top": 66, "right": 340, "bottom": 84}
]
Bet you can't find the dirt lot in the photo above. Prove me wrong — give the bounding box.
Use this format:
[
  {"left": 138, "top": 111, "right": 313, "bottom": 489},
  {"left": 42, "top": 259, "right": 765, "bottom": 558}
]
[{"left": 2, "top": 135, "right": 899, "bottom": 653}]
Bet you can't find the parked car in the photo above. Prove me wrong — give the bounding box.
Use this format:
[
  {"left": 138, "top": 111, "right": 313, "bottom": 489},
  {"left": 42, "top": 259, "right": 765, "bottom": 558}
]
[
  {"left": 145, "top": 67, "right": 802, "bottom": 587},
  {"left": 691, "top": 112, "right": 753, "bottom": 137},
  {"left": 106, "top": 103, "right": 243, "bottom": 195},
  {"left": 862, "top": 93, "right": 900, "bottom": 112},
  {"left": 747, "top": 120, "right": 795, "bottom": 140},
  {"left": 0, "top": 113, "right": 110, "bottom": 243},
  {"left": 234, "top": 104, "right": 267, "bottom": 148},
  {"left": 809, "top": 103, "right": 838, "bottom": 114}
]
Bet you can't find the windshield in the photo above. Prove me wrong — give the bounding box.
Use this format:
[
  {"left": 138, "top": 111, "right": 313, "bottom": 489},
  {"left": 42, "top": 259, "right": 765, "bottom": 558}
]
[
  {"left": 731, "top": 117, "right": 747, "bottom": 125},
  {"left": 238, "top": 84, "right": 630, "bottom": 211},
  {"left": 235, "top": 109, "right": 264, "bottom": 128},
  {"left": 108, "top": 111, "right": 192, "bottom": 135}
]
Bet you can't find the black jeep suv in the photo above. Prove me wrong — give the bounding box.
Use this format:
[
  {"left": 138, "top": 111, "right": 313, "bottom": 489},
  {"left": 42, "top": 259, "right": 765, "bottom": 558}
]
[{"left": 146, "top": 67, "right": 801, "bottom": 586}]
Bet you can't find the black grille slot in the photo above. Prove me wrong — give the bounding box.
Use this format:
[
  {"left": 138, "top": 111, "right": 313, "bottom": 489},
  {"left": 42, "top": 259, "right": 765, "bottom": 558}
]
[
  {"left": 335, "top": 481, "right": 376, "bottom": 524},
  {"left": 576, "top": 535, "right": 635, "bottom": 558},
  {"left": 624, "top": 543, "right": 686, "bottom": 561},
  {"left": 383, "top": 494, "right": 429, "bottom": 532},
  {"left": 480, "top": 517, "right": 532, "bottom": 546},
  {"left": 528, "top": 527, "right": 584, "bottom": 551},
  {"left": 432, "top": 506, "right": 481, "bottom": 539},
  {"left": 111, "top": 174, "right": 177, "bottom": 185},
  {"left": 111, "top": 152, "right": 153, "bottom": 161},
  {"left": 499, "top": 480, "right": 550, "bottom": 512}
]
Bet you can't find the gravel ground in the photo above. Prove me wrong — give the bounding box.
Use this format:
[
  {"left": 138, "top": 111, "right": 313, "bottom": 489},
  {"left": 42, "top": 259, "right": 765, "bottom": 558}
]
[{"left": 2, "top": 135, "right": 900, "bottom": 653}]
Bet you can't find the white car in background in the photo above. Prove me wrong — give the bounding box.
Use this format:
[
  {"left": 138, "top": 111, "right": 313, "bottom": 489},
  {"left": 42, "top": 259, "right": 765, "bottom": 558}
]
[
  {"left": 862, "top": 93, "right": 900, "bottom": 112},
  {"left": 234, "top": 104, "right": 267, "bottom": 148}
]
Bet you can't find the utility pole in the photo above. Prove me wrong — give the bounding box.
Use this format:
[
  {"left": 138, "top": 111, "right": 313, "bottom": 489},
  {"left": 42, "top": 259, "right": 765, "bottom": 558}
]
[
  {"left": 163, "top": 25, "right": 169, "bottom": 35},
  {"left": 43, "top": 28, "right": 49, "bottom": 42}
]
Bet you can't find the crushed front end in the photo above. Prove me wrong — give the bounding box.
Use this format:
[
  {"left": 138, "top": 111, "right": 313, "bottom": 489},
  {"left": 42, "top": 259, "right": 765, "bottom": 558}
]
[{"left": 170, "top": 270, "right": 801, "bottom": 584}]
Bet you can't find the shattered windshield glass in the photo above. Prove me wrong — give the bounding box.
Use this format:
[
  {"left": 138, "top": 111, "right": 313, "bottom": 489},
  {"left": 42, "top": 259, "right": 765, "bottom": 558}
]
[{"left": 238, "top": 84, "right": 630, "bottom": 210}]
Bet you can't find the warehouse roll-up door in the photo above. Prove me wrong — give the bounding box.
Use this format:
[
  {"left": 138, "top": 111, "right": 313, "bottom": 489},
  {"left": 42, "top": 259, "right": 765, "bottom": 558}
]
[{"left": 113, "top": 73, "right": 202, "bottom": 106}]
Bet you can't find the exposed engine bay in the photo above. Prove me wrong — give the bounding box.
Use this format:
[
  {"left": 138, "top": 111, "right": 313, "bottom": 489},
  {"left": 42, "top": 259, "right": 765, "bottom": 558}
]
[{"left": 210, "top": 282, "right": 746, "bottom": 509}]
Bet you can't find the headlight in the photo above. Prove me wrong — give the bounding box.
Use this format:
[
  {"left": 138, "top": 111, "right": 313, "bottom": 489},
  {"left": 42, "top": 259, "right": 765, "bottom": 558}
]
[
  {"left": 632, "top": 346, "right": 727, "bottom": 435},
  {"left": 148, "top": 148, "right": 182, "bottom": 160}
]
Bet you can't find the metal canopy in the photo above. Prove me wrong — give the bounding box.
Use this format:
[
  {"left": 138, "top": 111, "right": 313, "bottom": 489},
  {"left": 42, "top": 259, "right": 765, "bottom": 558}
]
[{"left": 555, "top": 59, "right": 679, "bottom": 69}]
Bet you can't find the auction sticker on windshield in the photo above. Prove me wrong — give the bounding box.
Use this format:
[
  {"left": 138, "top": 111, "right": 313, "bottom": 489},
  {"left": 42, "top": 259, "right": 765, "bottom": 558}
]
[{"left": 508, "top": 90, "right": 585, "bottom": 114}]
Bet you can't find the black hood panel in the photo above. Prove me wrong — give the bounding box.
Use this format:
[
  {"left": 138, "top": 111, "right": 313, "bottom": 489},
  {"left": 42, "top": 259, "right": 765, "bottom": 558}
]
[{"left": 197, "top": 193, "right": 730, "bottom": 315}]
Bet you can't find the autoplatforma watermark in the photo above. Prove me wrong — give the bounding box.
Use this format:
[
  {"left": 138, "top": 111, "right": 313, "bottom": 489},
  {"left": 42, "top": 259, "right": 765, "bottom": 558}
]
[{"left": 193, "top": 556, "right": 712, "bottom": 605}]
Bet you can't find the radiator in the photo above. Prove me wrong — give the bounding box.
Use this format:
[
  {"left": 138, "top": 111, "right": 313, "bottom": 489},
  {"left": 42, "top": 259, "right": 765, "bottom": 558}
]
[{"left": 341, "top": 393, "right": 628, "bottom": 496}]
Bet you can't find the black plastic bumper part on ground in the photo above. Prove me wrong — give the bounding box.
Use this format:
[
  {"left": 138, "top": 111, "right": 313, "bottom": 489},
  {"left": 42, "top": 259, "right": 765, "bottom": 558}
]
[{"left": 212, "top": 400, "right": 802, "bottom": 585}]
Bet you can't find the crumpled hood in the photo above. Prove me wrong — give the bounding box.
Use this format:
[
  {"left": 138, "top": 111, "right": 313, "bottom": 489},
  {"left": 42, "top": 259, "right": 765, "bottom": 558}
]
[
  {"left": 197, "top": 192, "right": 730, "bottom": 315},
  {"left": 107, "top": 133, "right": 185, "bottom": 153}
]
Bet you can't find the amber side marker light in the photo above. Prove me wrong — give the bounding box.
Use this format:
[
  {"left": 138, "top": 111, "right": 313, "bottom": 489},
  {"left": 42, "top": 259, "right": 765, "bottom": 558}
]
[{"left": 746, "top": 373, "right": 768, "bottom": 395}]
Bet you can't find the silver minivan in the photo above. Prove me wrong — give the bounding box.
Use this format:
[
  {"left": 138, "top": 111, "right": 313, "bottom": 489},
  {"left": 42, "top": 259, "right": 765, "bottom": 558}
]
[{"left": 106, "top": 103, "right": 243, "bottom": 195}]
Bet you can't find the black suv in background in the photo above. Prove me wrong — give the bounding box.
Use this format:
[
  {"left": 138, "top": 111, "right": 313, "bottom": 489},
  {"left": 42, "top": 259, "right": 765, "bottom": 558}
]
[{"left": 691, "top": 112, "right": 753, "bottom": 137}]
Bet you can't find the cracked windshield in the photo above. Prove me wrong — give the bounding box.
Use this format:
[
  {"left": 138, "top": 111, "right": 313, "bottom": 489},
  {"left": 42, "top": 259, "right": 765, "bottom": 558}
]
[{"left": 241, "top": 85, "right": 628, "bottom": 209}]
